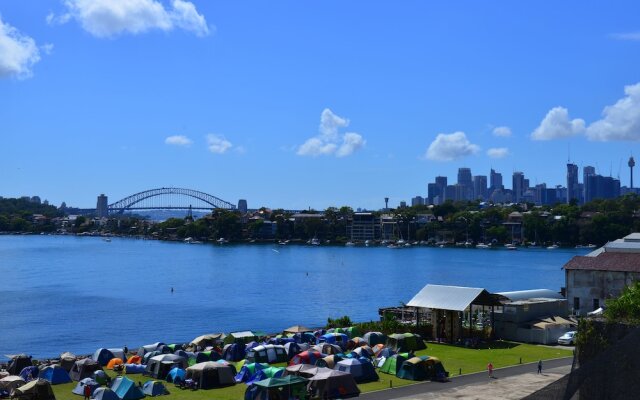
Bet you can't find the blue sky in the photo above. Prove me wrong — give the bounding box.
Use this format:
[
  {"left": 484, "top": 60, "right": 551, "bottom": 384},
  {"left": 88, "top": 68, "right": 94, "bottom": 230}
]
[{"left": 1, "top": 1, "right": 640, "bottom": 210}]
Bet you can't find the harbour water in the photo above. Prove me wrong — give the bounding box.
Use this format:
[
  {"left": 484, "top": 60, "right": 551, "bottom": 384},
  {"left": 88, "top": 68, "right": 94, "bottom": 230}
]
[{"left": 0, "top": 235, "right": 588, "bottom": 358}]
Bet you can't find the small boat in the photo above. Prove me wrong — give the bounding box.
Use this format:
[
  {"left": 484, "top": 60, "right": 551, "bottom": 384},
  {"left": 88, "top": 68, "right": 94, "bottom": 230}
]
[
  {"left": 217, "top": 238, "right": 229, "bottom": 244},
  {"left": 387, "top": 243, "right": 401, "bottom": 249},
  {"left": 102, "top": 238, "right": 111, "bottom": 242},
  {"left": 587, "top": 244, "right": 597, "bottom": 248},
  {"left": 310, "top": 237, "right": 321, "bottom": 246},
  {"left": 505, "top": 243, "right": 517, "bottom": 250},
  {"left": 547, "top": 244, "right": 559, "bottom": 249},
  {"left": 278, "top": 240, "right": 289, "bottom": 245},
  {"left": 364, "top": 240, "right": 372, "bottom": 247},
  {"left": 345, "top": 241, "right": 355, "bottom": 247},
  {"left": 476, "top": 243, "right": 490, "bottom": 249}
]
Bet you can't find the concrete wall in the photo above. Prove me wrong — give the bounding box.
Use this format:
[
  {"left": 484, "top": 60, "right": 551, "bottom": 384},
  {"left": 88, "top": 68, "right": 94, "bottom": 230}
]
[{"left": 566, "top": 269, "right": 640, "bottom": 316}]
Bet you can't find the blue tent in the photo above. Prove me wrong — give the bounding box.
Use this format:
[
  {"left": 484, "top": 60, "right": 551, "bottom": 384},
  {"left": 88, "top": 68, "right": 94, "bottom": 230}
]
[
  {"left": 40, "top": 365, "right": 72, "bottom": 384},
  {"left": 335, "top": 358, "right": 379, "bottom": 383},
  {"left": 92, "top": 388, "right": 119, "bottom": 400},
  {"left": 124, "top": 364, "right": 146, "bottom": 374},
  {"left": 165, "top": 367, "right": 185, "bottom": 383},
  {"left": 294, "top": 332, "right": 316, "bottom": 344},
  {"left": 222, "top": 343, "right": 246, "bottom": 362},
  {"left": 19, "top": 366, "right": 39, "bottom": 381},
  {"left": 93, "top": 349, "right": 115, "bottom": 367},
  {"left": 112, "top": 377, "right": 144, "bottom": 400},
  {"left": 72, "top": 378, "right": 99, "bottom": 396},
  {"left": 317, "top": 333, "right": 349, "bottom": 351},
  {"left": 234, "top": 363, "right": 269, "bottom": 383},
  {"left": 283, "top": 342, "right": 306, "bottom": 360},
  {"left": 142, "top": 381, "right": 168, "bottom": 397}
]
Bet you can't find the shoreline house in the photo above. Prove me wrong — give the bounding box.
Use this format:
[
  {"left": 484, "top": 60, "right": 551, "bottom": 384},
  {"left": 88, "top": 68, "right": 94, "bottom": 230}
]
[{"left": 564, "top": 233, "right": 640, "bottom": 316}]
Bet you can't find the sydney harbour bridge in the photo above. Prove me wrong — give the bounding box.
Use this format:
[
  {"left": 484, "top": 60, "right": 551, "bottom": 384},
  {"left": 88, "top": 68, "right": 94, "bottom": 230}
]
[{"left": 98, "top": 187, "right": 237, "bottom": 215}]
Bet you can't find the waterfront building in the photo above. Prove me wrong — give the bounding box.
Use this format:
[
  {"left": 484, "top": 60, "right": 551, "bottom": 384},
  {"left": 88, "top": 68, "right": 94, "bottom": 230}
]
[
  {"left": 96, "top": 194, "right": 108, "bottom": 218},
  {"left": 567, "top": 163, "right": 580, "bottom": 204},
  {"left": 349, "top": 212, "right": 380, "bottom": 241},
  {"left": 563, "top": 233, "right": 640, "bottom": 316}
]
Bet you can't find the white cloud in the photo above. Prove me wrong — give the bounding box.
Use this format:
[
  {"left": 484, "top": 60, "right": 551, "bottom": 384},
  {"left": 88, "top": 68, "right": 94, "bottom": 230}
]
[
  {"left": 297, "top": 109, "right": 365, "bottom": 157},
  {"left": 0, "top": 16, "right": 42, "bottom": 79},
  {"left": 530, "top": 107, "right": 585, "bottom": 140},
  {"left": 50, "top": 0, "right": 210, "bottom": 38},
  {"left": 336, "top": 132, "right": 366, "bottom": 157},
  {"left": 487, "top": 147, "right": 509, "bottom": 158},
  {"left": 492, "top": 126, "right": 512, "bottom": 137},
  {"left": 610, "top": 32, "right": 640, "bottom": 41},
  {"left": 586, "top": 82, "right": 640, "bottom": 141},
  {"left": 425, "top": 131, "right": 480, "bottom": 161},
  {"left": 165, "top": 135, "right": 192, "bottom": 146},
  {"left": 206, "top": 134, "right": 232, "bottom": 154}
]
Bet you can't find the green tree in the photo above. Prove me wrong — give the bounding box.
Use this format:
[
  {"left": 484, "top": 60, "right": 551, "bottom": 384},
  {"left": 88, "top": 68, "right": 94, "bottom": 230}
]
[{"left": 604, "top": 281, "right": 640, "bottom": 323}]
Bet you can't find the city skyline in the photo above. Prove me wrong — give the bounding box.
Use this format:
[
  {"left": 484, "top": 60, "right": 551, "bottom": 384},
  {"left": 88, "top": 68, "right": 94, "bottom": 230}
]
[{"left": 2, "top": 1, "right": 640, "bottom": 210}]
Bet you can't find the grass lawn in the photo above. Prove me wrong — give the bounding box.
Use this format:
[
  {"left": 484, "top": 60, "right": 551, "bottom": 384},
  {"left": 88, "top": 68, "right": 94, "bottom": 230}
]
[{"left": 50, "top": 342, "right": 572, "bottom": 400}]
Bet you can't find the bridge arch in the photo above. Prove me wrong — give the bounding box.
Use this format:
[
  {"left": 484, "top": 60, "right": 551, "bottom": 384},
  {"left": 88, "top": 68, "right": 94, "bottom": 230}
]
[{"left": 108, "top": 187, "right": 236, "bottom": 213}]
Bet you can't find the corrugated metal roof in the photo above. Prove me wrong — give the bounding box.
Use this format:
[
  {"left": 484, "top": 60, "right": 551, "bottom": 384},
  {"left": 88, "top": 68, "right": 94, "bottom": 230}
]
[
  {"left": 497, "top": 289, "right": 564, "bottom": 301},
  {"left": 407, "top": 284, "right": 488, "bottom": 311}
]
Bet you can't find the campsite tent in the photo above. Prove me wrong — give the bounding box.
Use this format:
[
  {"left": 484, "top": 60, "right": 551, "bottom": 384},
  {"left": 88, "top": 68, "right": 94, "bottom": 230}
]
[
  {"left": 92, "top": 388, "right": 119, "bottom": 400},
  {"left": 245, "top": 345, "right": 288, "bottom": 364},
  {"left": 123, "top": 364, "right": 145, "bottom": 374},
  {"left": 12, "top": 379, "right": 55, "bottom": 400},
  {"left": 0, "top": 376, "right": 26, "bottom": 392},
  {"left": 283, "top": 342, "right": 307, "bottom": 360},
  {"left": 222, "top": 343, "right": 246, "bottom": 362},
  {"left": 189, "top": 333, "right": 225, "bottom": 349},
  {"left": 379, "top": 353, "right": 409, "bottom": 376},
  {"left": 385, "top": 333, "right": 426, "bottom": 352},
  {"left": 165, "top": 367, "right": 185, "bottom": 384},
  {"left": 142, "top": 351, "right": 161, "bottom": 365},
  {"left": 19, "top": 366, "right": 39, "bottom": 381},
  {"left": 107, "top": 349, "right": 126, "bottom": 363},
  {"left": 92, "top": 371, "right": 108, "bottom": 385},
  {"left": 293, "top": 332, "right": 316, "bottom": 344},
  {"left": 185, "top": 362, "right": 235, "bottom": 389},
  {"left": 70, "top": 359, "right": 102, "bottom": 382},
  {"left": 145, "top": 355, "right": 187, "bottom": 379},
  {"left": 126, "top": 356, "right": 141, "bottom": 365},
  {"left": 314, "top": 355, "right": 342, "bottom": 369},
  {"left": 60, "top": 353, "right": 77, "bottom": 372},
  {"left": 40, "top": 365, "right": 71, "bottom": 385},
  {"left": 106, "top": 359, "right": 123, "bottom": 370},
  {"left": 244, "top": 376, "right": 308, "bottom": 400},
  {"left": 396, "top": 357, "right": 429, "bottom": 381},
  {"left": 353, "top": 345, "right": 374, "bottom": 359},
  {"left": 246, "top": 367, "right": 284, "bottom": 385},
  {"left": 363, "top": 332, "right": 387, "bottom": 346},
  {"left": 136, "top": 343, "right": 163, "bottom": 358},
  {"left": 92, "top": 349, "right": 115, "bottom": 367},
  {"left": 141, "top": 381, "right": 168, "bottom": 396},
  {"left": 111, "top": 377, "right": 144, "bottom": 400},
  {"left": 223, "top": 331, "right": 258, "bottom": 345},
  {"left": 283, "top": 364, "right": 318, "bottom": 379},
  {"left": 234, "top": 363, "right": 269, "bottom": 383},
  {"left": 335, "top": 358, "right": 378, "bottom": 383},
  {"left": 312, "top": 343, "right": 343, "bottom": 355},
  {"left": 7, "top": 355, "right": 32, "bottom": 375},
  {"left": 420, "top": 356, "right": 448, "bottom": 380},
  {"left": 288, "top": 351, "right": 324, "bottom": 366},
  {"left": 72, "top": 378, "right": 99, "bottom": 396},
  {"left": 307, "top": 369, "right": 360, "bottom": 399},
  {"left": 317, "top": 333, "right": 349, "bottom": 351}
]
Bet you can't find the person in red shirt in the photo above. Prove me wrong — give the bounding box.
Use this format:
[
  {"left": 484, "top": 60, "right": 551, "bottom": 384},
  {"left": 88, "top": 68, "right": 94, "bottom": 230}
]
[
  {"left": 487, "top": 362, "right": 494, "bottom": 378},
  {"left": 83, "top": 383, "right": 91, "bottom": 400}
]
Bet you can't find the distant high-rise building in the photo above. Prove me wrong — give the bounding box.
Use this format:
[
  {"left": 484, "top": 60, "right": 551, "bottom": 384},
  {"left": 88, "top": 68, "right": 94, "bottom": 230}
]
[
  {"left": 96, "top": 194, "right": 108, "bottom": 218},
  {"left": 457, "top": 168, "right": 473, "bottom": 200},
  {"left": 490, "top": 169, "right": 503, "bottom": 190},
  {"left": 411, "top": 196, "right": 424, "bottom": 206},
  {"left": 583, "top": 166, "right": 596, "bottom": 204},
  {"left": 512, "top": 172, "right": 525, "bottom": 203},
  {"left": 629, "top": 157, "right": 635, "bottom": 189},
  {"left": 567, "top": 163, "right": 579, "bottom": 204},
  {"left": 473, "top": 175, "right": 487, "bottom": 200},
  {"left": 435, "top": 176, "right": 448, "bottom": 190},
  {"left": 585, "top": 174, "right": 621, "bottom": 203},
  {"left": 237, "top": 199, "right": 248, "bottom": 213},
  {"left": 399, "top": 201, "right": 407, "bottom": 208},
  {"left": 427, "top": 183, "right": 439, "bottom": 205}
]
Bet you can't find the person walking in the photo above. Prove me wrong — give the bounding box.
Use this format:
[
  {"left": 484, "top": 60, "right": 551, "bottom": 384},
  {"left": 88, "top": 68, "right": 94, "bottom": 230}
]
[
  {"left": 487, "top": 362, "right": 494, "bottom": 378},
  {"left": 83, "top": 383, "right": 91, "bottom": 400},
  {"left": 537, "top": 360, "right": 542, "bottom": 374}
]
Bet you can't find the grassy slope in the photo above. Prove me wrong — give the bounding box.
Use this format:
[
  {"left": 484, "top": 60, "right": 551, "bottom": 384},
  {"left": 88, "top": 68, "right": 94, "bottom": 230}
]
[{"left": 50, "top": 343, "right": 572, "bottom": 400}]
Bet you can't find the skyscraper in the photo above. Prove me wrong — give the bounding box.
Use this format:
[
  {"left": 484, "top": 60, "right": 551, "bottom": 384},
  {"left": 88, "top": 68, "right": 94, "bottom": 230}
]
[
  {"left": 512, "top": 172, "right": 524, "bottom": 203},
  {"left": 457, "top": 168, "right": 472, "bottom": 200},
  {"left": 473, "top": 175, "right": 487, "bottom": 200},
  {"left": 96, "top": 194, "right": 108, "bottom": 218},
  {"left": 583, "top": 166, "right": 595, "bottom": 204},
  {"left": 567, "top": 163, "right": 579, "bottom": 204},
  {"left": 490, "top": 169, "right": 503, "bottom": 191}
]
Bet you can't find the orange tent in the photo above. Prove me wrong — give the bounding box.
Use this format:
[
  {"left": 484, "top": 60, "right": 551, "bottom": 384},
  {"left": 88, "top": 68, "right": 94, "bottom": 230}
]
[
  {"left": 126, "top": 355, "right": 141, "bottom": 364},
  {"left": 106, "top": 358, "right": 124, "bottom": 370}
]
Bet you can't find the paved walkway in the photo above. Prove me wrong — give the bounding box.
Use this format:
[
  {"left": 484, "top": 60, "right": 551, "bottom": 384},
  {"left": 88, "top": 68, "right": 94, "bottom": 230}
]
[{"left": 361, "top": 357, "right": 573, "bottom": 400}]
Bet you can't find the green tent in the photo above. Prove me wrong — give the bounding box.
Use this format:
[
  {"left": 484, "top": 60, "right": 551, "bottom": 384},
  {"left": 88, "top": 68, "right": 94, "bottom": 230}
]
[
  {"left": 223, "top": 331, "right": 258, "bottom": 345},
  {"left": 246, "top": 376, "right": 308, "bottom": 400},
  {"left": 396, "top": 357, "right": 429, "bottom": 381},
  {"left": 386, "top": 333, "right": 426, "bottom": 352},
  {"left": 379, "top": 353, "right": 408, "bottom": 376}
]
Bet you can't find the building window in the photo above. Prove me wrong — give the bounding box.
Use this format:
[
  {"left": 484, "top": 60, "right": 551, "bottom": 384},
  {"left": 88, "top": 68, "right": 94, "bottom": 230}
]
[
  {"left": 573, "top": 297, "right": 580, "bottom": 312},
  {"left": 593, "top": 298, "right": 600, "bottom": 310}
]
